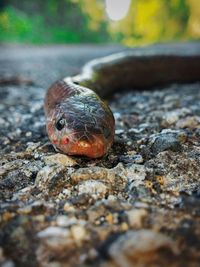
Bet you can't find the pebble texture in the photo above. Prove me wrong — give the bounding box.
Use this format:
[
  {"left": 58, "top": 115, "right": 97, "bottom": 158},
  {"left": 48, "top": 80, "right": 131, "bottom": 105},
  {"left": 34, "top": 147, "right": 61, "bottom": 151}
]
[{"left": 0, "top": 44, "right": 200, "bottom": 267}]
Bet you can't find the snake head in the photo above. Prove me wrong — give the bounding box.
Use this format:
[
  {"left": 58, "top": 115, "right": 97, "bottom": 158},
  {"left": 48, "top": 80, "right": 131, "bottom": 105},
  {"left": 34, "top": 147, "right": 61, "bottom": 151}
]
[
  {"left": 45, "top": 81, "right": 115, "bottom": 158},
  {"left": 46, "top": 113, "right": 113, "bottom": 158}
]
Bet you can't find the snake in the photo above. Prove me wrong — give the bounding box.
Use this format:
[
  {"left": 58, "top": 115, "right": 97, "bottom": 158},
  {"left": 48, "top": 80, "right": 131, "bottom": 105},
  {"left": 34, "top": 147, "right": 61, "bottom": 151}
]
[{"left": 44, "top": 43, "right": 200, "bottom": 158}]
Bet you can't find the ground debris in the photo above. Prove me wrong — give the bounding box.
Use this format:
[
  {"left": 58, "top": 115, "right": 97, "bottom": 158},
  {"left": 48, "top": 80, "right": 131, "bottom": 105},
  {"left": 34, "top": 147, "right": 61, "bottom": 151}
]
[
  {"left": 104, "top": 230, "right": 179, "bottom": 267},
  {"left": 1, "top": 46, "right": 200, "bottom": 267}
]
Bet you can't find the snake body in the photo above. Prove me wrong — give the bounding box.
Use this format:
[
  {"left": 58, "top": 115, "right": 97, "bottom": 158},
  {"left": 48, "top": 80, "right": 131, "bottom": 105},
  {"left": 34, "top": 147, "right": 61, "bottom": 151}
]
[{"left": 44, "top": 43, "right": 200, "bottom": 158}]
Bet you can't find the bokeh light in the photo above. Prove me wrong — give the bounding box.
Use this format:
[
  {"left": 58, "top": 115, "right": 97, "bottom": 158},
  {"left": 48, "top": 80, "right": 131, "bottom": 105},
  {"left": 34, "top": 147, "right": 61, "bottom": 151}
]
[{"left": 105, "top": 0, "right": 131, "bottom": 21}]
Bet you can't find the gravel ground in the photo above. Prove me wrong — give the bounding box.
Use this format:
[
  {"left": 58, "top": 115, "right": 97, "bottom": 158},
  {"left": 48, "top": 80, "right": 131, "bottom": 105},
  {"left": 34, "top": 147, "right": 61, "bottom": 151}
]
[{"left": 0, "top": 44, "right": 200, "bottom": 267}]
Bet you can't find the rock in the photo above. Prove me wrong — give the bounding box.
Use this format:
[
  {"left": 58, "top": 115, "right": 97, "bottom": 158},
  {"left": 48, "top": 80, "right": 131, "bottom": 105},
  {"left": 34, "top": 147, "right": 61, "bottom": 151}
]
[
  {"left": 161, "top": 108, "right": 191, "bottom": 126},
  {"left": 108, "top": 230, "right": 179, "bottom": 267},
  {"left": 176, "top": 115, "right": 200, "bottom": 129},
  {"left": 0, "top": 159, "right": 25, "bottom": 176},
  {"left": 71, "top": 163, "right": 127, "bottom": 191},
  {"left": 70, "top": 225, "right": 87, "bottom": 245},
  {"left": 147, "top": 150, "right": 200, "bottom": 195},
  {"left": 71, "top": 163, "right": 144, "bottom": 196},
  {"left": 63, "top": 202, "right": 75, "bottom": 212},
  {"left": 37, "top": 226, "right": 70, "bottom": 239},
  {"left": 132, "top": 154, "right": 144, "bottom": 164},
  {"left": 35, "top": 165, "right": 68, "bottom": 195},
  {"left": 43, "top": 153, "right": 77, "bottom": 167},
  {"left": 17, "top": 201, "right": 52, "bottom": 215},
  {"left": 56, "top": 216, "right": 85, "bottom": 228},
  {"left": 70, "top": 166, "right": 113, "bottom": 183},
  {"left": 36, "top": 224, "right": 87, "bottom": 266},
  {"left": 119, "top": 153, "right": 144, "bottom": 164},
  {"left": 56, "top": 215, "right": 69, "bottom": 227},
  {"left": 115, "top": 129, "right": 124, "bottom": 135},
  {"left": 149, "top": 130, "right": 187, "bottom": 155},
  {"left": 126, "top": 209, "right": 147, "bottom": 228},
  {"left": 36, "top": 226, "right": 75, "bottom": 265},
  {"left": 26, "top": 142, "right": 41, "bottom": 153},
  {"left": 77, "top": 180, "right": 108, "bottom": 198},
  {"left": 126, "top": 164, "right": 146, "bottom": 187}
]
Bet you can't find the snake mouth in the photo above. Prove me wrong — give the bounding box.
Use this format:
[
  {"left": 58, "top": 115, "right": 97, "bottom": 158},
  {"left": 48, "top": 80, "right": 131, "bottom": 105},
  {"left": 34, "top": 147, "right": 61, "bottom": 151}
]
[{"left": 66, "top": 134, "right": 107, "bottom": 158}]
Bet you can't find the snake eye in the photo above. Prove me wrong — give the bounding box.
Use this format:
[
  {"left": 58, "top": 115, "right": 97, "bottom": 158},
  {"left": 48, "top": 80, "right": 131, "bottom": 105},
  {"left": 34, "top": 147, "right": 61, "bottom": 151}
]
[{"left": 56, "top": 118, "right": 65, "bottom": 131}]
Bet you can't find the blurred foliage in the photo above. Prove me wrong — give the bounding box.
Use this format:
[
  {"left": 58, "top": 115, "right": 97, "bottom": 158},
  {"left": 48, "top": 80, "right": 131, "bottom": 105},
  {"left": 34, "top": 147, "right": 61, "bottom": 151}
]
[
  {"left": 0, "top": 0, "right": 109, "bottom": 43},
  {"left": 107, "top": 0, "right": 191, "bottom": 45},
  {"left": 0, "top": 0, "right": 199, "bottom": 45}
]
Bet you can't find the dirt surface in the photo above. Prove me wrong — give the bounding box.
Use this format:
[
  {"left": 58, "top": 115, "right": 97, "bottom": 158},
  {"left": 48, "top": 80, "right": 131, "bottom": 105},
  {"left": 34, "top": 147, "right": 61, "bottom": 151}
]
[{"left": 0, "top": 44, "right": 200, "bottom": 267}]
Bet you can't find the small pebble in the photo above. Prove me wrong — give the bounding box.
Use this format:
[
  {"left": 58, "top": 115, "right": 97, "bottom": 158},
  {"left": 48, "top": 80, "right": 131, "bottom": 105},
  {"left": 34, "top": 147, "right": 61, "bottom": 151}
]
[
  {"left": 70, "top": 225, "right": 87, "bottom": 245},
  {"left": 126, "top": 209, "right": 147, "bottom": 228},
  {"left": 43, "top": 153, "right": 77, "bottom": 167}
]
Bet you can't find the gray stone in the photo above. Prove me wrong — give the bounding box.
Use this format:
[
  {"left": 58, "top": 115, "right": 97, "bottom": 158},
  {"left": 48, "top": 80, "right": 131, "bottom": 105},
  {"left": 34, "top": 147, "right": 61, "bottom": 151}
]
[{"left": 149, "top": 130, "right": 187, "bottom": 155}]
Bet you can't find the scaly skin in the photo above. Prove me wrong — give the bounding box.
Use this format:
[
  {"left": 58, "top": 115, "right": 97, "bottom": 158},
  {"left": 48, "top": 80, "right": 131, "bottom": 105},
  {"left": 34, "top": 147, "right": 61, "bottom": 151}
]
[
  {"left": 44, "top": 79, "right": 115, "bottom": 158},
  {"left": 44, "top": 43, "right": 200, "bottom": 158}
]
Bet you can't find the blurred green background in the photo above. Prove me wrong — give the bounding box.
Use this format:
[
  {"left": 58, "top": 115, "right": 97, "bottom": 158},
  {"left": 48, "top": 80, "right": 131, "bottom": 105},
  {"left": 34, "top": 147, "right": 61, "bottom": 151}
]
[{"left": 0, "top": 0, "right": 200, "bottom": 46}]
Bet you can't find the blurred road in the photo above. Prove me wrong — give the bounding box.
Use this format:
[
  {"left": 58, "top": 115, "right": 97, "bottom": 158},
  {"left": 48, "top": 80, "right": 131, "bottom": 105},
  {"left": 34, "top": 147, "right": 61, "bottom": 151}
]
[{"left": 0, "top": 44, "right": 124, "bottom": 88}]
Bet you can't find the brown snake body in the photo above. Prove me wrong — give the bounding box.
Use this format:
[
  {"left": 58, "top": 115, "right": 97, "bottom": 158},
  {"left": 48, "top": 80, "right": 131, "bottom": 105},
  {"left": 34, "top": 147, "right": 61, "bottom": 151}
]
[{"left": 44, "top": 43, "right": 200, "bottom": 158}]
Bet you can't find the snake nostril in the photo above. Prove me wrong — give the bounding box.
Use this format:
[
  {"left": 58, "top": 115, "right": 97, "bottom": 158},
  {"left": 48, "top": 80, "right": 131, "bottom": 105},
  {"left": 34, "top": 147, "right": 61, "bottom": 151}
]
[{"left": 62, "top": 137, "right": 69, "bottom": 145}]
